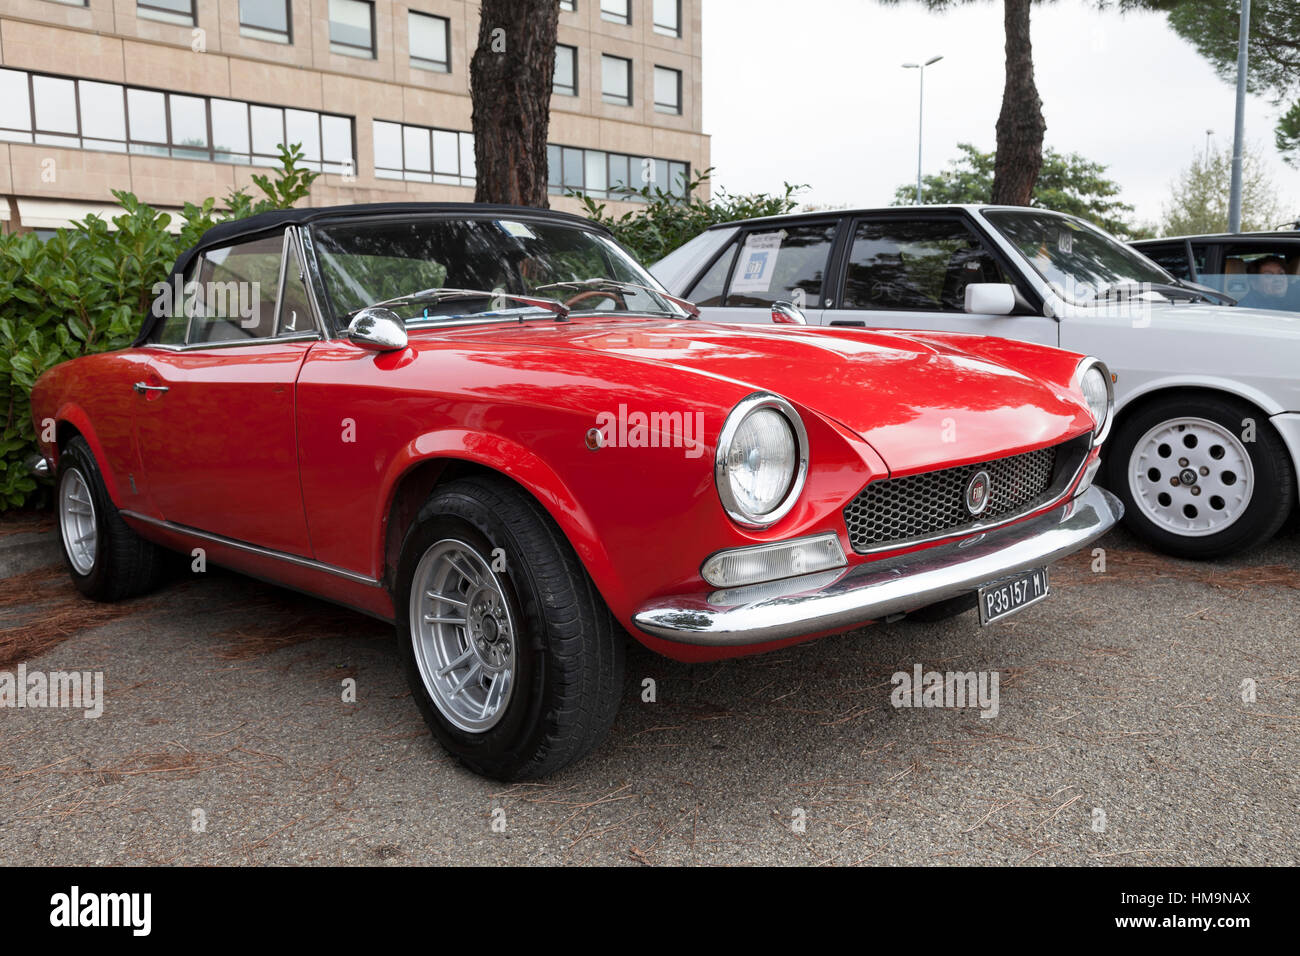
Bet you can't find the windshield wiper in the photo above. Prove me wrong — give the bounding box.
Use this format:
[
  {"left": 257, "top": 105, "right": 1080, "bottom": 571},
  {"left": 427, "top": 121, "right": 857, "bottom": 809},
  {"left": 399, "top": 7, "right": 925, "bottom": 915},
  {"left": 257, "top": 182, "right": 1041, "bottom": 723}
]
[
  {"left": 533, "top": 278, "right": 701, "bottom": 318},
  {"left": 346, "top": 288, "right": 570, "bottom": 322}
]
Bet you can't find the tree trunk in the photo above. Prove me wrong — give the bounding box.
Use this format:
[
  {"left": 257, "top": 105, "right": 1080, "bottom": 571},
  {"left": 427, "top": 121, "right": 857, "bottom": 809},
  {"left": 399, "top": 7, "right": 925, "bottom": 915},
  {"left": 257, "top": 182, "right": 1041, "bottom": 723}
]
[
  {"left": 470, "top": 0, "right": 558, "bottom": 207},
  {"left": 990, "top": 0, "right": 1046, "bottom": 205}
]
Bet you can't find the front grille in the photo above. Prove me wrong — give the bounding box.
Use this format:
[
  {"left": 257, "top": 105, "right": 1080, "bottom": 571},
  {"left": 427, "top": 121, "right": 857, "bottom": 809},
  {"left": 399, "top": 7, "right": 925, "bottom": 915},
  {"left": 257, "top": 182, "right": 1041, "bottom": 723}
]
[{"left": 843, "top": 442, "right": 1070, "bottom": 553}]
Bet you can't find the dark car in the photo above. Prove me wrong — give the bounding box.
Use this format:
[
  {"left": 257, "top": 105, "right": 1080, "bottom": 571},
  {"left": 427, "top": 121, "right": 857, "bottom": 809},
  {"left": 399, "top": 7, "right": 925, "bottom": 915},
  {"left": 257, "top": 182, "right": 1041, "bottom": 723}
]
[{"left": 1132, "top": 228, "right": 1300, "bottom": 313}]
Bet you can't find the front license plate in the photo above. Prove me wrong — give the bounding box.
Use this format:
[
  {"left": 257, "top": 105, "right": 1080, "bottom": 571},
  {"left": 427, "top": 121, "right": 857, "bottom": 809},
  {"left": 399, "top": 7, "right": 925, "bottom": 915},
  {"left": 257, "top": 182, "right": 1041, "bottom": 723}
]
[{"left": 978, "top": 567, "right": 1049, "bottom": 626}]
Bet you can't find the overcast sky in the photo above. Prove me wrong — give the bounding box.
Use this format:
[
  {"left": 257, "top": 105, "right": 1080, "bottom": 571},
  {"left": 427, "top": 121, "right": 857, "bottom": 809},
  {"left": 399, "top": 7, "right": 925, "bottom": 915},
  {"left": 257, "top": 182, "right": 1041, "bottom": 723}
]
[{"left": 700, "top": 0, "right": 1300, "bottom": 227}]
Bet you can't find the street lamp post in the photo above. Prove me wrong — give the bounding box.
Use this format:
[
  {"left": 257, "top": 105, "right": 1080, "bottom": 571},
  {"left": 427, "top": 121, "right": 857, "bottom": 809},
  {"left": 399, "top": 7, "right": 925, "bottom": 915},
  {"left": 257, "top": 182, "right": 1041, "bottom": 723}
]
[
  {"left": 903, "top": 55, "right": 943, "bottom": 205},
  {"left": 1228, "top": 0, "right": 1251, "bottom": 234}
]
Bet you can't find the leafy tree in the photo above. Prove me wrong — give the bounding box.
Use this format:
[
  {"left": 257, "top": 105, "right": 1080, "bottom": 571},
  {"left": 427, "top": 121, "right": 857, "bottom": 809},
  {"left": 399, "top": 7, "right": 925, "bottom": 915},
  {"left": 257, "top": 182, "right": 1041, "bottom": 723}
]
[
  {"left": 892, "top": 142, "right": 1145, "bottom": 235},
  {"left": 882, "top": 0, "right": 1049, "bottom": 205},
  {"left": 570, "top": 169, "right": 807, "bottom": 264},
  {"left": 1120, "top": 1, "right": 1300, "bottom": 167},
  {"left": 1160, "top": 141, "right": 1284, "bottom": 235},
  {"left": 0, "top": 146, "right": 317, "bottom": 508},
  {"left": 470, "top": 0, "right": 558, "bottom": 206}
]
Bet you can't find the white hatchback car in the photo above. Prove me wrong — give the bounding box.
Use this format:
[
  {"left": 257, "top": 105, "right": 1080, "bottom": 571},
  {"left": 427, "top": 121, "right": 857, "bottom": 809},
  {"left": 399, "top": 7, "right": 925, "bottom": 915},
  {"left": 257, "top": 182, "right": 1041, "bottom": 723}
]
[{"left": 652, "top": 205, "right": 1300, "bottom": 559}]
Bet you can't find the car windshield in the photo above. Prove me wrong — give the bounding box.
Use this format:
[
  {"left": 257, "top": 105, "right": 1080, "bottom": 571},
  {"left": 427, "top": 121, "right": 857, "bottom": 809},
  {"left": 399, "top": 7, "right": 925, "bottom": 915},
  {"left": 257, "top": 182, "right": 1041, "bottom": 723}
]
[
  {"left": 307, "top": 215, "right": 682, "bottom": 327},
  {"left": 984, "top": 209, "right": 1173, "bottom": 307}
]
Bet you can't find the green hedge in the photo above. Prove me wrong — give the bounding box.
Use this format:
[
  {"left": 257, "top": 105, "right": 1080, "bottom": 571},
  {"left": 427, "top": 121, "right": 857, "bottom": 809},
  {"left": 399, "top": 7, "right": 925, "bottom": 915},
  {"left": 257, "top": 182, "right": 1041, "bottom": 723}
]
[{"left": 0, "top": 146, "right": 318, "bottom": 509}]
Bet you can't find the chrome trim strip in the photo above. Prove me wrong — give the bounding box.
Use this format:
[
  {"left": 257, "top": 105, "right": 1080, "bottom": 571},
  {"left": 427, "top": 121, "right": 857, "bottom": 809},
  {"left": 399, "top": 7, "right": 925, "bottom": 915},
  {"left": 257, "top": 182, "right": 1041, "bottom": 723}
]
[
  {"left": 119, "top": 510, "right": 382, "bottom": 587},
  {"left": 848, "top": 435, "right": 1093, "bottom": 557},
  {"left": 142, "top": 332, "right": 323, "bottom": 352},
  {"left": 633, "top": 485, "right": 1122, "bottom": 646}
]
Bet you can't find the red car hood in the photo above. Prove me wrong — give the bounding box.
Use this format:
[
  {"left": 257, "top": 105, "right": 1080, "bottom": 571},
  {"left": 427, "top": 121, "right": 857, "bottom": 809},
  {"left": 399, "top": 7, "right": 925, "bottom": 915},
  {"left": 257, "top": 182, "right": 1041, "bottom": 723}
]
[{"left": 444, "top": 319, "right": 1088, "bottom": 475}]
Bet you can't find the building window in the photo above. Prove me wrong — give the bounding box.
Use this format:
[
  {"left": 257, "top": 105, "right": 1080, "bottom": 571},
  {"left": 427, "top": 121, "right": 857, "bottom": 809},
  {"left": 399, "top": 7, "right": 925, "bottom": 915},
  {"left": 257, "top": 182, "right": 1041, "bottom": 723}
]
[
  {"left": 547, "top": 143, "right": 689, "bottom": 201},
  {"left": 653, "top": 66, "right": 681, "bottom": 114},
  {"left": 601, "top": 55, "right": 631, "bottom": 106},
  {"left": 0, "top": 68, "right": 355, "bottom": 172},
  {"left": 554, "top": 45, "right": 578, "bottom": 97},
  {"left": 373, "top": 120, "right": 476, "bottom": 186},
  {"left": 44, "top": 0, "right": 89, "bottom": 6},
  {"left": 653, "top": 0, "right": 681, "bottom": 36},
  {"left": 239, "top": 0, "right": 291, "bottom": 44},
  {"left": 329, "top": 0, "right": 375, "bottom": 59},
  {"left": 560, "top": 0, "right": 576, "bottom": 11},
  {"left": 600, "top": 0, "right": 629, "bottom": 25},
  {"left": 409, "top": 11, "right": 450, "bottom": 72},
  {"left": 136, "top": 0, "right": 196, "bottom": 27}
]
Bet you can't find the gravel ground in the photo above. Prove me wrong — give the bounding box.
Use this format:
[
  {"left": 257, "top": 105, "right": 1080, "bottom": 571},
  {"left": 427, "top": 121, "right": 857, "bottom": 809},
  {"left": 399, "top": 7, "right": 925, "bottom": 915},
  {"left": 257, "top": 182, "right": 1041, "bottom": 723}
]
[{"left": 0, "top": 521, "right": 1296, "bottom": 866}]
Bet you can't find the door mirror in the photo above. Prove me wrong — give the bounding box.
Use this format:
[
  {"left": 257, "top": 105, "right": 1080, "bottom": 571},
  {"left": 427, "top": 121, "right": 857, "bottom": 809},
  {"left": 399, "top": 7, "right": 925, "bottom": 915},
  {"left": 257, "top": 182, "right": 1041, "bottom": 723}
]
[
  {"left": 347, "top": 308, "right": 408, "bottom": 352},
  {"left": 771, "top": 301, "right": 808, "bottom": 325},
  {"left": 964, "top": 283, "right": 1017, "bottom": 316}
]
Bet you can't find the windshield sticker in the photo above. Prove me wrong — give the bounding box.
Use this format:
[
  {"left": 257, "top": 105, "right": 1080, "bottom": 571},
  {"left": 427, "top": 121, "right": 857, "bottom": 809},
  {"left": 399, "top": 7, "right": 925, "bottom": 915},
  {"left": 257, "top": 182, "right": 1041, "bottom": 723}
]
[
  {"left": 497, "top": 220, "right": 538, "bottom": 240},
  {"left": 1057, "top": 231, "right": 1073, "bottom": 255},
  {"left": 731, "top": 231, "right": 784, "bottom": 293}
]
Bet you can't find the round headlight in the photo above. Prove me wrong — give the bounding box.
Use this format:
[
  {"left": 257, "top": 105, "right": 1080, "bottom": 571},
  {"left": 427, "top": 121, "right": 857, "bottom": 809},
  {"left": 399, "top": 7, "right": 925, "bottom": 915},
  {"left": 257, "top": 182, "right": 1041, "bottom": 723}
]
[
  {"left": 716, "top": 394, "right": 809, "bottom": 528},
  {"left": 1077, "top": 359, "right": 1113, "bottom": 442}
]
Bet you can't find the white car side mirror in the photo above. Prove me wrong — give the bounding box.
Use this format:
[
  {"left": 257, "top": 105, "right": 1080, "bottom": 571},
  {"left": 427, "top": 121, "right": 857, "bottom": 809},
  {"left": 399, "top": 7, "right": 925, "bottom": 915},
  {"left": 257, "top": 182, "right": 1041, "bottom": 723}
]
[{"left": 965, "top": 283, "right": 1017, "bottom": 316}]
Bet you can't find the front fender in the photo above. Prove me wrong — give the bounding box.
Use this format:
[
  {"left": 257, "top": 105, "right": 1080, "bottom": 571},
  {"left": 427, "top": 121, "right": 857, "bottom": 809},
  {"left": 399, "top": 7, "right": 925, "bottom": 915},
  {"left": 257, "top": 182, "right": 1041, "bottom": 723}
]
[{"left": 375, "top": 428, "right": 628, "bottom": 615}]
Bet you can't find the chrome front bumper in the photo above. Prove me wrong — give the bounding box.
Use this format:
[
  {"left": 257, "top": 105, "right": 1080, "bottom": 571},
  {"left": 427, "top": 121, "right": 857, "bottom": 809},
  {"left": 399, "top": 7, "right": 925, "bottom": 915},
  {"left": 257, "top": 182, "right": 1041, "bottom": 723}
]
[{"left": 633, "top": 485, "right": 1123, "bottom": 646}]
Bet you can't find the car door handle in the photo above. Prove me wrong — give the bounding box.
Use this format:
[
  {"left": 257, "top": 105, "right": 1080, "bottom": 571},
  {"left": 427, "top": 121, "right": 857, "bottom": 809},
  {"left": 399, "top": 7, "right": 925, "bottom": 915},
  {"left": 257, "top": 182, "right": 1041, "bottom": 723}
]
[{"left": 132, "top": 382, "right": 169, "bottom": 394}]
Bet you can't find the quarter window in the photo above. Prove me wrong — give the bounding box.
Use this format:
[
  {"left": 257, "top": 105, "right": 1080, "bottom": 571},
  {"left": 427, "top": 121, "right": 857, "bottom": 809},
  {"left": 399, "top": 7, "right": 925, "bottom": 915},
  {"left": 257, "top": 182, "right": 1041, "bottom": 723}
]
[
  {"left": 725, "top": 224, "right": 838, "bottom": 308},
  {"left": 842, "top": 219, "right": 1008, "bottom": 312}
]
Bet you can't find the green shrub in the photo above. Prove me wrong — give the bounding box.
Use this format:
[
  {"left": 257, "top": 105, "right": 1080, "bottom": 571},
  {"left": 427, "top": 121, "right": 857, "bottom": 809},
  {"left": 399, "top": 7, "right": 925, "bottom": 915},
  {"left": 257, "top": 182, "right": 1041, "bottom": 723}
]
[
  {"left": 568, "top": 168, "right": 806, "bottom": 265},
  {"left": 0, "top": 144, "right": 318, "bottom": 509}
]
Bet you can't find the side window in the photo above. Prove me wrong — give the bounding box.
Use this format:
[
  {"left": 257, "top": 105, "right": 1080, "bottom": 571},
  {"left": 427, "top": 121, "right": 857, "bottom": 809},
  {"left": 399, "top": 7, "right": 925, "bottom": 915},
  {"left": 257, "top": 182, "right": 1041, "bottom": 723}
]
[
  {"left": 686, "top": 241, "right": 737, "bottom": 307},
  {"left": 1139, "top": 243, "right": 1190, "bottom": 279},
  {"left": 724, "top": 223, "right": 837, "bottom": 308},
  {"left": 842, "top": 218, "right": 1009, "bottom": 312},
  {"left": 189, "top": 235, "right": 284, "bottom": 344}
]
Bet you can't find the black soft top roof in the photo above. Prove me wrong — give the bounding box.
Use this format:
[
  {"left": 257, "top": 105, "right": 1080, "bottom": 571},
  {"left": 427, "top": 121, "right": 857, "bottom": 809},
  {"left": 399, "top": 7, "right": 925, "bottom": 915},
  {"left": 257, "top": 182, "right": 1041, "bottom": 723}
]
[{"left": 137, "top": 202, "right": 607, "bottom": 345}]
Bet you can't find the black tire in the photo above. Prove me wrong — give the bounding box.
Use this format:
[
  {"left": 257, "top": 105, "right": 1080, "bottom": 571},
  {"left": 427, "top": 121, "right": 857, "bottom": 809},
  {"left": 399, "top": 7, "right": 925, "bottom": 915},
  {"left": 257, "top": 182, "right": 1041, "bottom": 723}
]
[
  {"left": 395, "top": 477, "right": 625, "bottom": 781},
  {"left": 905, "top": 592, "right": 978, "bottom": 623},
  {"left": 56, "top": 436, "right": 163, "bottom": 601},
  {"left": 1104, "top": 394, "right": 1295, "bottom": 560}
]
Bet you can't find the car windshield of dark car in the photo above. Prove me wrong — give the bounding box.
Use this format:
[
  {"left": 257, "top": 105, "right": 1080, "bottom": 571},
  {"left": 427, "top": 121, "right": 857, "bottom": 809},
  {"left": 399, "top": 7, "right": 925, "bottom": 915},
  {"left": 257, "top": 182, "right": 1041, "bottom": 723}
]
[
  {"left": 984, "top": 209, "right": 1173, "bottom": 307},
  {"left": 307, "top": 216, "right": 680, "bottom": 325}
]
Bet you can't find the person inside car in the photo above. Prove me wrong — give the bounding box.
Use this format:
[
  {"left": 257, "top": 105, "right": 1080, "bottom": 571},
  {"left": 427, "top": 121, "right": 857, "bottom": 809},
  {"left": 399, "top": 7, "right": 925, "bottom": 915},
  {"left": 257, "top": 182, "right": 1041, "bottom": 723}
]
[{"left": 1236, "top": 256, "right": 1294, "bottom": 310}]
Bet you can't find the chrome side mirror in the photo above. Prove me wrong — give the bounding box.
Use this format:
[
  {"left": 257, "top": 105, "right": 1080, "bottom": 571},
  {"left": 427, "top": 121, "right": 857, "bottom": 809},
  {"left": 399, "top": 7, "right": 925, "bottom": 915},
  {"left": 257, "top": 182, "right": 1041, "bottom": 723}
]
[
  {"left": 347, "top": 308, "right": 408, "bottom": 352},
  {"left": 770, "top": 301, "right": 808, "bottom": 325}
]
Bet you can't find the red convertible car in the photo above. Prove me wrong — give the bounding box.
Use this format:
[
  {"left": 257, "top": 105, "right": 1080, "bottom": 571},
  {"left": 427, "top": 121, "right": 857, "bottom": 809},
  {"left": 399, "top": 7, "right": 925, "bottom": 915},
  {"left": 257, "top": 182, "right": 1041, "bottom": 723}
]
[{"left": 30, "top": 203, "right": 1121, "bottom": 779}]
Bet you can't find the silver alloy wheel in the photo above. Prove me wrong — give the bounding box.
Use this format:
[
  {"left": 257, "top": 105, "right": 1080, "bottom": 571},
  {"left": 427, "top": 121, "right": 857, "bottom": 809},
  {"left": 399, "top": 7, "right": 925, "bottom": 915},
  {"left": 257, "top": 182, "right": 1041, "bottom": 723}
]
[
  {"left": 58, "top": 467, "right": 98, "bottom": 575},
  {"left": 409, "top": 538, "right": 517, "bottom": 733},
  {"left": 1129, "top": 416, "right": 1255, "bottom": 537}
]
